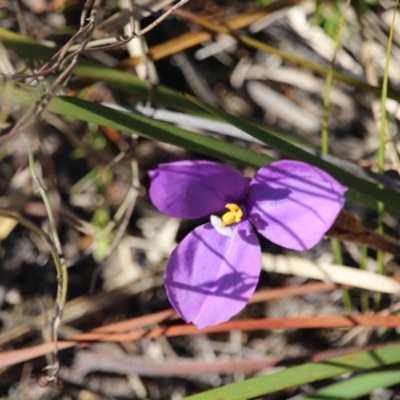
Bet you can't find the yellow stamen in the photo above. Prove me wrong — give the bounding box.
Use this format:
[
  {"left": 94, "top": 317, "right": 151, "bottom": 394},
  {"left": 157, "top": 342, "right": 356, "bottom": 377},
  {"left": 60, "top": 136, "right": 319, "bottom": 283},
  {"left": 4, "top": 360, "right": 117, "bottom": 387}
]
[{"left": 222, "top": 203, "right": 243, "bottom": 226}]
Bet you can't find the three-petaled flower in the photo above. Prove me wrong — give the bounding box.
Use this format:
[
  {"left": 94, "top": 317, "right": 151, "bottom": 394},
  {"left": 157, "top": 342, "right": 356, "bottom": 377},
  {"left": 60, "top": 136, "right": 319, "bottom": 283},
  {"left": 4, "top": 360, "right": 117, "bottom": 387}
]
[{"left": 149, "top": 160, "right": 347, "bottom": 328}]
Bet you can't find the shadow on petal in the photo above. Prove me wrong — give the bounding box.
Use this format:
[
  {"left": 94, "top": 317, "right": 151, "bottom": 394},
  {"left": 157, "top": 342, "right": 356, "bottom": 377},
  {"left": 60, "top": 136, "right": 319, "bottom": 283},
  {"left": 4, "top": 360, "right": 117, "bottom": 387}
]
[
  {"left": 247, "top": 184, "right": 292, "bottom": 202},
  {"left": 247, "top": 161, "right": 347, "bottom": 251},
  {"left": 149, "top": 160, "right": 248, "bottom": 219},
  {"left": 250, "top": 210, "right": 308, "bottom": 250},
  {"left": 250, "top": 161, "right": 347, "bottom": 203},
  {"left": 164, "top": 221, "right": 262, "bottom": 327},
  {"left": 167, "top": 275, "right": 257, "bottom": 302}
]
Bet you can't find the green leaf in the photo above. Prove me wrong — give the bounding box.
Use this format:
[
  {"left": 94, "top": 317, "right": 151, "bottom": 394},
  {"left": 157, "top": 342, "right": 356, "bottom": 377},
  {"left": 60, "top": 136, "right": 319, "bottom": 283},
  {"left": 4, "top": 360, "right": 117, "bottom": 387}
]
[
  {"left": 0, "top": 82, "right": 273, "bottom": 169},
  {"left": 0, "top": 28, "right": 205, "bottom": 115},
  {"left": 183, "top": 343, "right": 400, "bottom": 400},
  {"left": 183, "top": 93, "right": 400, "bottom": 217},
  {"left": 304, "top": 365, "right": 400, "bottom": 400}
]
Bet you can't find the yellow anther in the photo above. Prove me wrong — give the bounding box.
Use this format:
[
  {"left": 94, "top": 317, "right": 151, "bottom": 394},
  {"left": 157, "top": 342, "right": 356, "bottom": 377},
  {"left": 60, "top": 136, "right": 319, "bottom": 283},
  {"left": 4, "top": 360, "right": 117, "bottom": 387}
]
[
  {"left": 225, "top": 203, "right": 240, "bottom": 212},
  {"left": 222, "top": 203, "right": 243, "bottom": 226}
]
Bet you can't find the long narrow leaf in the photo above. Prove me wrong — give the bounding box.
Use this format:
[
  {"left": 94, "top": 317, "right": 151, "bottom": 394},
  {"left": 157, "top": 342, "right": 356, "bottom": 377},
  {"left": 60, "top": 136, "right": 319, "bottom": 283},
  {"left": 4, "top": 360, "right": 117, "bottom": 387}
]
[
  {"left": 184, "top": 343, "right": 400, "bottom": 400},
  {"left": 303, "top": 365, "right": 400, "bottom": 400},
  {"left": 183, "top": 93, "right": 400, "bottom": 216},
  {"left": 0, "top": 83, "right": 272, "bottom": 168}
]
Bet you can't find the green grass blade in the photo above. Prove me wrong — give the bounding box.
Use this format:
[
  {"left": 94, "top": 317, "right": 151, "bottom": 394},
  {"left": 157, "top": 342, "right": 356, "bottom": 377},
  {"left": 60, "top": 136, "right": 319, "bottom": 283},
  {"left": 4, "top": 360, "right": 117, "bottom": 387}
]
[
  {"left": 321, "top": 0, "right": 350, "bottom": 155},
  {"left": 184, "top": 343, "right": 400, "bottom": 400},
  {"left": 182, "top": 93, "right": 400, "bottom": 217},
  {"left": 0, "top": 82, "right": 272, "bottom": 168},
  {"left": 321, "top": 0, "right": 352, "bottom": 313},
  {"left": 2, "top": 27, "right": 400, "bottom": 105},
  {"left": 303, "top": 365, "right": 400, "bottom": 400},
  {"left": 0, "top": 28, "right": 204, "bottom": 115}
]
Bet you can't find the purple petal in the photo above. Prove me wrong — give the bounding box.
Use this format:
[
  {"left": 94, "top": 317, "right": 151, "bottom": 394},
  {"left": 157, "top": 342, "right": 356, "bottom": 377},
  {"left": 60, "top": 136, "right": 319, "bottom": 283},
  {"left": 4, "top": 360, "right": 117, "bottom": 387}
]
[
  {"left": 164, "top": 220, "right": 261, "bottom": 328},
  {"left": 149, "top": 160, "right": 248, "bottom": 219},
  {"left": 247, "top": 160, "right": 347, "bottom": 250}
]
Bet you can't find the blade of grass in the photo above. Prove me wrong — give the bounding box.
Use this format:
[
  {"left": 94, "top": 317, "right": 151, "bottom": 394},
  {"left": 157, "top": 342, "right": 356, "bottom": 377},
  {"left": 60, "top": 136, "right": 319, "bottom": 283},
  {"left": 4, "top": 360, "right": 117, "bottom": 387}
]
[
  {"left": 321, "top": 0, "right": 349, "bottom": 155},
  {"left": 375, "top": 1, "right": 398, "bottom": 307},
  {"left": 303, "top": 365, "right": 400, "bottom": 400},
  {"left": 0, "top": 82, "right": 273, "bottom": 168},
  {"left": 183, "top": 343, "right": 400, "bottom": 400},
  {"left": 182, "top": 92, "right": 400, "bottom": 217},
  {"left": 321, "top": 0, "right": 352, "bottom": 312}
]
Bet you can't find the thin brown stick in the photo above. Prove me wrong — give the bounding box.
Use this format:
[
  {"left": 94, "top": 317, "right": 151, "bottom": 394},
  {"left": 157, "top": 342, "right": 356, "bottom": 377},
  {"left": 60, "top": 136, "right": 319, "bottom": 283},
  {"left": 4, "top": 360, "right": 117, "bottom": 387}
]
[{"left": 72, "top": 0, "right": 189, "bottom": 52}]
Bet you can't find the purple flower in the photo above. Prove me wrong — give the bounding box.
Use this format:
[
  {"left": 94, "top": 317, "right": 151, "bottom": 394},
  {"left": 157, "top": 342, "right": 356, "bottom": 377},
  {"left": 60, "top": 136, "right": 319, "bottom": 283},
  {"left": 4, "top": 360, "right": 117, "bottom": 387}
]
[{"left": 149, "top": 160, "right": 347, "bottom": 328}]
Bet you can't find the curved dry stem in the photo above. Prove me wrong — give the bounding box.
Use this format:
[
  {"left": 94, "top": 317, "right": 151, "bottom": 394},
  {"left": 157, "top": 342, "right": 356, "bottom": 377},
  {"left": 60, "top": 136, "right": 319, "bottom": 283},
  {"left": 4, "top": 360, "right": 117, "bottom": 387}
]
[
  {"left": 0, "top": 208, "right": 67, "bottom": 384},
  {"left": 0, "top": 1, "right": 100, "bottom": 146},
  {"left": 26, "top": 138, "right": 68, "bottom": 386}
]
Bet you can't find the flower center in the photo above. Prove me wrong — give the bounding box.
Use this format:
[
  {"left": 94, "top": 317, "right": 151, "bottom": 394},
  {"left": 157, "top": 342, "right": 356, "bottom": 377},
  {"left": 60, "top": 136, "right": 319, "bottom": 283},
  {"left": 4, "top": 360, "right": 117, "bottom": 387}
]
[{"left": 222, "top": 203, "right": 243, "bottom": 226}]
